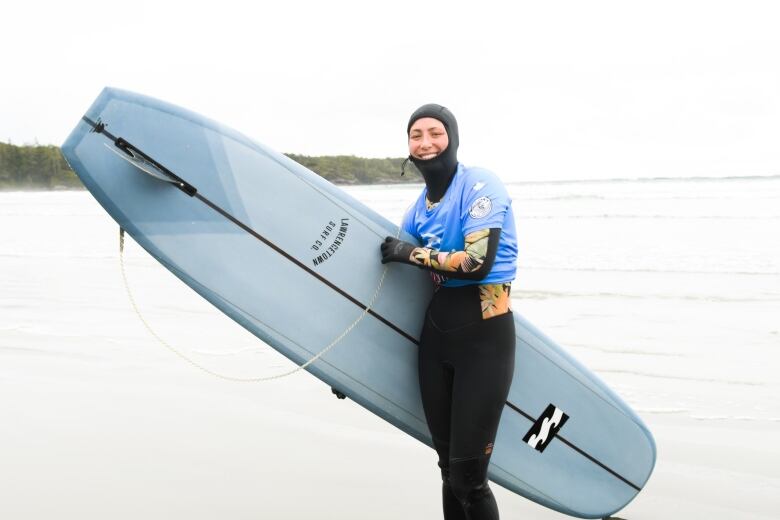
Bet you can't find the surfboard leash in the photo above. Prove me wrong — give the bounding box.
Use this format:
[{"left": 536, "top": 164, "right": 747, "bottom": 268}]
[
  {"left": 97, "top": 123, "right": 402, "bottom": 382},
  {"left": 118, "top": 226, "right": 396, "bottom": 382}
]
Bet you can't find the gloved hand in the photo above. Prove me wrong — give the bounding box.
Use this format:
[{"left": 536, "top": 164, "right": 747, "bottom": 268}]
[{"left": 380, "top": 236, "right": 416, "bottom": 264}]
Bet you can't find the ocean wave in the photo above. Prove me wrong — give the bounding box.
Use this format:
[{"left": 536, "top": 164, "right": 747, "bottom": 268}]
[
  {"left": 506, "top": 173, "right": 780, "bottom": 186},
  {"left": 0, "top": 325, "right": 22, "bottom": 332},
  {"left": 512, "top": 193, "right": 780, "bottom": 202},
  {"left": 0, "top": 344, "right": 102, "bottom": 361},
  {"left": 634, "top": 410, "right": 780, "bottom": 422},
  {"left": 514, "top": 290, "right": 779, "bottom": 303},
  {"left": 190, "top": 346, "right": 267, "bottom": 357},
  {"left": 564, "top": 342, "right": 682, "bottom": 357},
  {"left": 0, "top": 210, "right": 100, "bottom": 217},
  {"left": 4, "top": 325, "right": 124, "bottom": 341},
  {"left": 518, "top": 214, "right": 780, "bottom": 220},
  {"left": 0, "top": 253, "right": 118, "bottom": 260},
  {"left": 592, "top": 368, "right": 762, "bottom": 386},
  {"left": 690, "top": 415, "right": 780, "bottom": 422},
  {"left": 520, "top": 265, "right": 780, "bottom": 276},
  {"left": 634, "top": 408, "right": 689, "bottom": 415},
  {"left": 513, "top": 194, "right": 609, "bottom": 201}
]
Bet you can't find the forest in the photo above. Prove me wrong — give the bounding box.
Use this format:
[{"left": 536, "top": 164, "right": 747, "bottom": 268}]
[{"left": 0, "top": 143, "right": 418, "bottom": 189}]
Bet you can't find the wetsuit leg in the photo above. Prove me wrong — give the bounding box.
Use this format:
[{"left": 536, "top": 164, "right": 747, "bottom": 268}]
[
  {"left": 419, "top": 312, "right": 453, "bottom": 460},
  {"left": 419, "top": 312, "right": 466, "bottom": 520},
  {"left": 418, "top": 286, "right": 516, "bottom": 520},
  {"left": 448, "top": 312, "right": 515, "bottom": 519}
]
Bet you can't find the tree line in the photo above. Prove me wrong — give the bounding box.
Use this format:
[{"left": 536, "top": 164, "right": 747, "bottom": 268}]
[
  {"left": 0, "top": 143, "right": 420, "bottom": 189},
  {"left": 0, "top": 142, "right": 81, "bottom": 189}
]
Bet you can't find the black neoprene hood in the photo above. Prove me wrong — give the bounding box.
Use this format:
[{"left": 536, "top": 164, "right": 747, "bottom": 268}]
[
  {"left": 407, "top": 103, "right": 460, "bottom": 202},
  {"left": 407, "top": 104, "right": 459, "bottom": 144}
]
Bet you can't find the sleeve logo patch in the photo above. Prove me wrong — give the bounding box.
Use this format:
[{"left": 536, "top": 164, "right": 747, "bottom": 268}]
[{"left": 469, "top": 196, "right": 492, "bottom": 219}]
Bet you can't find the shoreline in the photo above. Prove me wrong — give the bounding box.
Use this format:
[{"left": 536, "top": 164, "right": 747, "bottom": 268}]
[
  {"left": 1, "top": 186, "right": 777, "bottom": 519},
  {"left": 3, "top": 172, "right": 780, "bottom": 192}
]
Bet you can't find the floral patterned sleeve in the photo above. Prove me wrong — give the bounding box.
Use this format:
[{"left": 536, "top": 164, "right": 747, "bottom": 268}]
[
  {"left": 402, "top": 227, "right": 511, "bottom": 318},
  {"left": 408, "top": 228, "right": 494, "bottom": 278}
]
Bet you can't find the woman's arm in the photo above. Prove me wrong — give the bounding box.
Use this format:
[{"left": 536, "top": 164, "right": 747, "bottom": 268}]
[{"left": 381, "top": 228, "right": 500, "bottom": 281}]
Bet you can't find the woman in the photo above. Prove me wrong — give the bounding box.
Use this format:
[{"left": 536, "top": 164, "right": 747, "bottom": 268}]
[{"left": 380, "top": 104, "right": 518, "bottom": 520}]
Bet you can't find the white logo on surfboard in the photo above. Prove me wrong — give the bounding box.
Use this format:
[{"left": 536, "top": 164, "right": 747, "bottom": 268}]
[
  {"left": 469, "top": 196, "right": 492, "bottom": 219},
  {"left": 522, "top": 404, "right": 570, "bottom": 453},
  {"left": 526, "top": 408, "right": 566, "bottom": 448}
]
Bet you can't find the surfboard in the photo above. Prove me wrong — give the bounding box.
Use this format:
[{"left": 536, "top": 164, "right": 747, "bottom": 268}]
[{"left": 61, "top": 88, "right": 655, "bottom": 519}]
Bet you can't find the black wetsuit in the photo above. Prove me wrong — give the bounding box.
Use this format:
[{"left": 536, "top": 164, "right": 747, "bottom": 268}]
[
  {"left": 419, "top": 284, "right": 515, "bottom": 520},
  {"left": 384, "top": 103, "right": 517, "bottom": 519}
]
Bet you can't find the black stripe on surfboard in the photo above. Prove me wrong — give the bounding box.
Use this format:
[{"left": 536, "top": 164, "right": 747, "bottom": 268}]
[
  {"left": 83, "top": 115, "right": 642, "bottom": 494},
  {"left": 505, "top": 401, "right": 642, "bottom": 491},
  {"left": 193, "top": 193, "right": 419, "bottom": 345},
  {"left": 82, "top": 115, "right": 417, "bottom": 344}
]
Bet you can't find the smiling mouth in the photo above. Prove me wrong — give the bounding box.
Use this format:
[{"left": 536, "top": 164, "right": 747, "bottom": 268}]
[{"left": 419, "top": 153, "right": 438, "bottom": 160}]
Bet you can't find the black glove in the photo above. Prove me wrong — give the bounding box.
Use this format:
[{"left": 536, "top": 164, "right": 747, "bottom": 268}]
[{"left": 380, "top": 236, "right": 416, "bottom": 264}]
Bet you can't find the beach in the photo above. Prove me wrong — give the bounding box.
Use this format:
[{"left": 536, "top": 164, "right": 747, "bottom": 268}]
[{"left": 1, "top": 179, "right": 779, "bottom": 519}]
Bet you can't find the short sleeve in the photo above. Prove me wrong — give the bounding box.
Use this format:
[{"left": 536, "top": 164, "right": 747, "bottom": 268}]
[
  {"left": 460, "top": 170, "right": 511, "bottom": 234},
  {"left": 401, "top": 201, "right": 420, "bottom": 242}
]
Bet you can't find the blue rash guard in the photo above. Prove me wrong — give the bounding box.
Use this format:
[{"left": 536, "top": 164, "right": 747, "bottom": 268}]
[{"left": 402, "top": 163, "right": 518, "bottom": 288}]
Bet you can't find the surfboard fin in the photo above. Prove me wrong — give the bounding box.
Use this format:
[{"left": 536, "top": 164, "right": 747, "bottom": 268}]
[
  {"left": 331, "top": 387, "right": 347, "bottom": 400},
  {"left": 103, "top": 138, "right": 197, "bottom": 197},
  {"left": 105, "top": 141, "right": 174, "bottom": 184}
]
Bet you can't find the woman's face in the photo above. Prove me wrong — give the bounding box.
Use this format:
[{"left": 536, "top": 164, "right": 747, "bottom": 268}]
[{"left": 408, "top": 117, "right": 449, "bottom": 160}]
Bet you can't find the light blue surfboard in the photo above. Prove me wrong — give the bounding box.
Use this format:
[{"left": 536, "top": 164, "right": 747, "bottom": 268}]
[{"left": 61, "top": 88, "right": 655, "bottom": 519}]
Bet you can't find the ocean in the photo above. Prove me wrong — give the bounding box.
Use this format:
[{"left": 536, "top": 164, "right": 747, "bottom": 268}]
[
  {"left": 352, "top": 175, "right": 780, "bottom": 424},
  {"left": 1, "top": 175, "right": 779, "bottom": 519},
  {"left": 2, "top": 176, "right": 778, "bottom": 422}
]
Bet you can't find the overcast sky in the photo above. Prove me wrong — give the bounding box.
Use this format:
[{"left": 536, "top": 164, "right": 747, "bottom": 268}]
[{"left": 2, "top": 0, "right": 779, "bottom": 181}]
